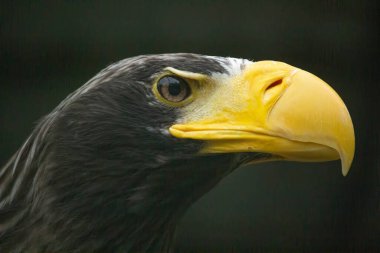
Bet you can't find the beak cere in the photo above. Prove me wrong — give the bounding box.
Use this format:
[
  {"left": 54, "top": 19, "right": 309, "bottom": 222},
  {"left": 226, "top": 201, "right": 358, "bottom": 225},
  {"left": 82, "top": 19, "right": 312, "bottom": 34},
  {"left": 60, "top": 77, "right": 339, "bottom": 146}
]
[{"left": 169, "top": 61, "right": 355, "bottom": 175}]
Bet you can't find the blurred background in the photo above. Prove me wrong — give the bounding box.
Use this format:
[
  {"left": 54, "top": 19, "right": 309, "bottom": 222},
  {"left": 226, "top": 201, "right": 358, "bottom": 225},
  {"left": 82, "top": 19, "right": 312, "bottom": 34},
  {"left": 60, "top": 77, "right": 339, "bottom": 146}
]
[{"left": 0, "top": 1, "right": 379, "bottom": 252}]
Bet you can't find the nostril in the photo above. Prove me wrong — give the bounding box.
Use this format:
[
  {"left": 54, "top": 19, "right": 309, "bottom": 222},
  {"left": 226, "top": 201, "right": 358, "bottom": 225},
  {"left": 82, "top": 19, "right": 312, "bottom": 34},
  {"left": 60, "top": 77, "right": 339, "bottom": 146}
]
[
  {"left": 263, "top": 79, "right": 283, "bottom": 103},
  {"left": 266, "top": 79, "right": 283, "bottom": 91}
]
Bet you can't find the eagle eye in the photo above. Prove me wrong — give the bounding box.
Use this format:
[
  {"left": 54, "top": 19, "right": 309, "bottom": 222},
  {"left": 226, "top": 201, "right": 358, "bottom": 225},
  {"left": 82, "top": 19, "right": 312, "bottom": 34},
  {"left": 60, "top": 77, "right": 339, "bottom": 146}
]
[{"left": 156, "top": 76, "right": 191, "bottom": 103}]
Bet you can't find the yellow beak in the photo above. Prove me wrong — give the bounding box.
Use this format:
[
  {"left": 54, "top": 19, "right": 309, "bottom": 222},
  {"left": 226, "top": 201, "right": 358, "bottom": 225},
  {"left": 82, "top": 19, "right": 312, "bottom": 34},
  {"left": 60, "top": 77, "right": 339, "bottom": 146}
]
[{"left": 169, "top": 61, "right": 355, "bottom": 176}]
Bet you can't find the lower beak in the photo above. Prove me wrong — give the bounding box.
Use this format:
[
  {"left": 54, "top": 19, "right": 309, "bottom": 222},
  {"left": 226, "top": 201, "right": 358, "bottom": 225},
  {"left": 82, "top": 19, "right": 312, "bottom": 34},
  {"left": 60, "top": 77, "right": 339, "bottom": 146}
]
[{"left": 170, "top": 61, "right": 355, "bottom": 175}]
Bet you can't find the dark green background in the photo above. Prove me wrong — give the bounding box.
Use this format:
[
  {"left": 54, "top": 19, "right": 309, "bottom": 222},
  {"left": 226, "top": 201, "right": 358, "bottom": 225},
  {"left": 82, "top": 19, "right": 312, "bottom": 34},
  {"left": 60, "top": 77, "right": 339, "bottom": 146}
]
[{"left": 1, "top": 1, "right": 379, "bottom": 252}]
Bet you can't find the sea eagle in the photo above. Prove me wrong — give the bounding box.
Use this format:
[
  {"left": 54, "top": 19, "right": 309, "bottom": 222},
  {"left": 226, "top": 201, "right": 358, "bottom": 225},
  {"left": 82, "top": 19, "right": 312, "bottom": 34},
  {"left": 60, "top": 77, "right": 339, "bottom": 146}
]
[{"left": 0, "top": 54, "right": 354, "bottom": 252}]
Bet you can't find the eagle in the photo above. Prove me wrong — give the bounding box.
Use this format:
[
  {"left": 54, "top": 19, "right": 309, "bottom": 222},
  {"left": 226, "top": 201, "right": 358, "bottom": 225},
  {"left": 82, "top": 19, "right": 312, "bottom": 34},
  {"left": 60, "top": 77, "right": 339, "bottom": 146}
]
[{"left": 0, "top": 53, "right": 354, "bottom": 252}]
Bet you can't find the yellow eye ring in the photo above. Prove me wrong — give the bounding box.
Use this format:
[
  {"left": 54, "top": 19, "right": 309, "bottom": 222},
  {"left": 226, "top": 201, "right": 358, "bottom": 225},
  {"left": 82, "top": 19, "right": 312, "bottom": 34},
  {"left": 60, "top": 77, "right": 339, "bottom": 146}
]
[{"left": 153, "top": 75, "right": 194, "bottom": 107}]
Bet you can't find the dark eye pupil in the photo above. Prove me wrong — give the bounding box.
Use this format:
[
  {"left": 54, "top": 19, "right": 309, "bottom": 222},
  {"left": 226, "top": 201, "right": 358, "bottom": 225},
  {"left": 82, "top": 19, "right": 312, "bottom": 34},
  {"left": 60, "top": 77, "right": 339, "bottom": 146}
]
[{"left": 168, "top": 82, "right": 181, "bottom": 96}]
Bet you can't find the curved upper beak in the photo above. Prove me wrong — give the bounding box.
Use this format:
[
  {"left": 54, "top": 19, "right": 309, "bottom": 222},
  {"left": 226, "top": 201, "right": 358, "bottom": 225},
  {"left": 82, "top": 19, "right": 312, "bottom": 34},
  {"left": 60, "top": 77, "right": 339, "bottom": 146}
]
[{"left": 170, "top": 61, "right": 355, "bottom": 175}]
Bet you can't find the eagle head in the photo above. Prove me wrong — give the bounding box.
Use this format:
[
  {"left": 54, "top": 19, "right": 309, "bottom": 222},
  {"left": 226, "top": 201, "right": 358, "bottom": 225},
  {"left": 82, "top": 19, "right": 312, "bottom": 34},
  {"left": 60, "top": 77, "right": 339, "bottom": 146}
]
[{"left": 0, "top": 53, "right": 354, "bottom": 252}]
